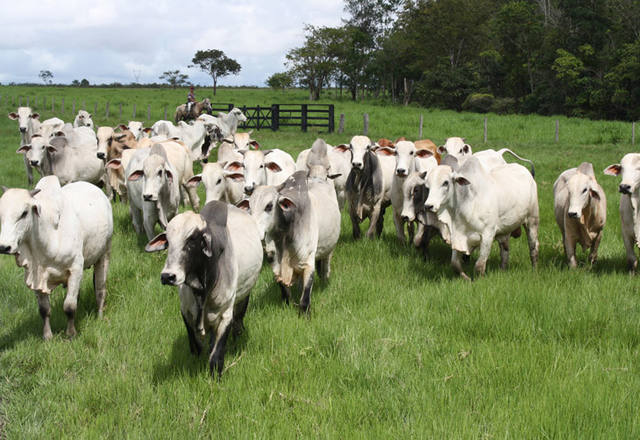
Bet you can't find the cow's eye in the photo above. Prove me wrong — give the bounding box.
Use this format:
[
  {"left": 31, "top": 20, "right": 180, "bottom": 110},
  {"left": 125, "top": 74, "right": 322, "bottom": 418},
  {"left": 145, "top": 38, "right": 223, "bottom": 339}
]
[
  {"left": 265, "top": 202, "right": 273, "bottom": 213},
  {"left": 410, "top": 151, "right": 414, "bottom": 155},
  {"left": 158, "top": 170, "right": 163, "bottom": 177},
  {"left": 442, "top": 181, "right": 449, "bottom": 187},
  {"left": 20, "top": 210, "right": 28, "bottom": 219},
  {"left": 582, "top": 188, "right": 587, "bottom": 193},
  {"left": 260, "top": 164, "right": 264, "bottom": 168},
  {"left": 216, "top": 178, "right": 222, "bottom": 185}
]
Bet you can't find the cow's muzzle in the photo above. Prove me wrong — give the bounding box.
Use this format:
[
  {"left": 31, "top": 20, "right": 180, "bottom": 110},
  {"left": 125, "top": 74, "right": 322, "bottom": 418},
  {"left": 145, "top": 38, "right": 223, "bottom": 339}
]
[
  {"left": 97, "top": 152, "right": 106, "bottom": 160},
  {"left": 160, "top": 272, "right": 177, "bottom": 285},
  {"left": 0, "top": 245, "right": 14, "bottom": 255},
  {"left": 620, "top": 184, "right": 632, "bottom": 195}
]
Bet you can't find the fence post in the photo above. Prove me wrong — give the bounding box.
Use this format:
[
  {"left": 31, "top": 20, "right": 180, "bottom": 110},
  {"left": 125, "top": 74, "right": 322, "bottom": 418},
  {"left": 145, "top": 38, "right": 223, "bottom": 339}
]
[
  {"left": 82, "top": 100, "right": 86, "bottom": 111},
  {"left": 363, "top": 113, "right": 369, "bottom": 136},
  {"left": 18, "top": 96, "right": 22, "bottom": 107},
  {"left": 72, "top": 100, "right": 76, "bottom": 115},
  {"left": 132, "top": 103, "right": 136, "bottom": 119},
  {"left": 242, "top": 106, "right": 247, "bottom": 129},
  {"left": 119, "top": 103, "right": 122, "bottom": 119},
  {"left": 419, "top": 114, "right": 424, "bottom": 138},
  {"left": 35, "top": 96, "right": 38, "bottom": 108},
  {"left": 51, "top": 97, "right": 54, "bottom": 113},
  {"left": 228, "top": 103, "right": 234, "bottom": 112},
  {"left": 633, "top": 122, "right": 636, "bottom": 145},
  {"left": 106, "top": 102, "right": 110, "bottom": 119},
  {"left": 256, "top": 105, "right": 261, "bottom": 130},
  {"left": 164, "top": 106, "right": 167, "bottom": 121},
  {"left": 94, "top": 102, "right": 97, "bottom": 117},
  {"left": 555, "top": 120, "right": 559, "bottom": 142},
  {"left": 61, "top": 97, "right": 64, "bottom": 114},
  {"left": 27, "top": 96, "right": 30, "bottom": 107},
  {"left": 147, "top": 104, "right": 151, "bottom": 122},
  {"left": 301, "top": 104, "right": 308, "bottom": 132},
  {"left": 271, "top": 104, "right": 279, "bottom": 131},
  {"left": 338, "top": 114, "right": 345, "bottom": 134},
  {"left": 12, "top": 95, "right": 15, "bottom": 107},
  {"left": 328, "top": 104, "right": 335, "bottom": 133},
  {"left": 484, "top": 117, "right": 488, "bottom": 143}
]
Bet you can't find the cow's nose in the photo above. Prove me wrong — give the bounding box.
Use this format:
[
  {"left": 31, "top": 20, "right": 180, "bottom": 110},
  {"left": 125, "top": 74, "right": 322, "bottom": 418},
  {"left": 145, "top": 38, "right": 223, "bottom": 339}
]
[
  {"left": 425, "top": 204, "right": 434, "bottom": 211},
  {"left": 352, "top": 162, "right": 362, "bottom": 169},
  {"left": 30, "top": 160, "right": 38, "bottom": 166},
  {"left": 97, "top": 152, "right": 106, "bottom": 160},
  {"left": 620, "top": 184, "right": 632, "bottom": 194},
  {"left": 160, "top": 273, "right": 176, "bottom": 285},
  {"left": 396, "top": 168, "right": 406, "bottom": 176},
  {"left": 568, "top": 211, "right": 579, "bottom": 219},
  {"left": 244, "top": 185, "right": 254, "bottom": 195},
  {"left": 0, "top": 245, "right": 12, "bottom": 254},
  {"left": 401, "top": 215, "right": 410, "bottom": 222},
  {"left": 19, "top": 127, "right": 26, "bottom": 133},
  {"left": 143, "top": 194, "right": 153, "bottom": 201}
]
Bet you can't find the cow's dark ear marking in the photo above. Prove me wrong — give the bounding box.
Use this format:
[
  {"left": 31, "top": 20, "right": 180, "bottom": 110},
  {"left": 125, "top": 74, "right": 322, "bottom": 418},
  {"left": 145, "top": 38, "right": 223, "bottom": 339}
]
[
  {"left": 334, "top": 144, "right": 349, "bottom": 152},
  {"left": 416, "top": 149, "right": 433, "bottom": 158},
  {"left": 47, "top": 146, "right": 58, "bottom": 154},
  {"left": 118, "top": 124, "right": 128, "bottom": 131},
  {"left": 106, "top": 159, "right": 122, "bottom": 169},
  {"left": 29, "top": 189, "right": 41, "bottom": 198},
  {"left": 328, "top": 173, "right": 342, "bottom": 180},
  {"left": 376, "top": 147, "right": 395, "bottom": 156},
  {"left": 266, "top": 162, "right": 282, "bottom": 172},
  {"left": 225, "top": 172, "right": 244, "bottom": 182},
  {"left": 437, "top": 146, "right": 446, "bottom": 155},
  {"left": 202, "top": 231, "right": 213, "bottom": 257},
  {"left": 31, "top": 204, "right": 40, "bottom": 217},
  {"left": 31, "top": 113, "right": 40, "bottom": 120},
  {"left": 462, "top": 144, "right": 471, "bottom": 154},
  {"left": 590, "top": 189, "right": 601, "bottom": 200},
  {"left": 187, "top": 175, "right": 202, "bottom": 187},
  {"left": 225, "top": 161, "right": 243, "bottom": 171},
  {"left": 454, "top": 176, "right": 471, "bottom": 186},
  {"left": 278, "top": 197, "right": 295, "bottom": 210},
  {"left": 145, "top": 233, "right": 168, "bottom": 252},
  {"left": 165, "top": 169, "right": 174, "bottom": 183},
  {"left": 17, "top": 145, "right": 31, "bottom": 154},
  {"left": 236, "top": 199, "right": 250, "bottom": 211},
  {"left": 249, "top": 140, "right": 260, "bottom": 150},
  {"left": 143, "top": 127, "right": 152, "bottom": 133},
  {"left": 128, "top": 170, "right": 144, "bottom": 181},
  {"left": 604, "top": 164, "right": 622, "bottom": 176},
  {"left": 419, "top": 171, "right": 428, "bottom": 179},
  {"left": 8, "top": 112, "right": 18, "bottom": 120}
]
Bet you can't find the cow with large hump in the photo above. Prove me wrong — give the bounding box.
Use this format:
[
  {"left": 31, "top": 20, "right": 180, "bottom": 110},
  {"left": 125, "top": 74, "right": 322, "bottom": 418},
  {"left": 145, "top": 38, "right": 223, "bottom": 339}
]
[
  {"left": 424, "top": 156, "right": 539, "bottom": 279},
  {"left": 18, "top": 127, "right": 106, "bottom": 187},
  {"left": 604, "top": 153, "right": 640, "bottom": 272},
  {"left": 554, "top": 162, "right": 607, "bottom": 268},
  {"left": 345, "top": 135, "right": 393, "bottom": 239},
  {"left": 8, "top": 107, "right": 41, "bottom": 185},
  {"left": 145, "top": 200, "right": 263, "bottom": 379},
  {"left": 0, "top": 176, "right": 113, "bottom": 339}
]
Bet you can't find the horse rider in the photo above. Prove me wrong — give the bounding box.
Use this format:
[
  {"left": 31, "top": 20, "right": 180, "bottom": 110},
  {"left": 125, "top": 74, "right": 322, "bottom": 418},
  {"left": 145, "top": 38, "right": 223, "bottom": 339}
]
[{"left": 186, "top": 86, "right": 195, "bottom": 116}]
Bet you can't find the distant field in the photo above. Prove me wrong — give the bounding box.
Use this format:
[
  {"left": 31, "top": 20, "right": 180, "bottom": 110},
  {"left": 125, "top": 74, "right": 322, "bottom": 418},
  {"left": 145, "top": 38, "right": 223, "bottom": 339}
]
[{"left": 0, "top": 86, "right": 639, "bottom": 438}]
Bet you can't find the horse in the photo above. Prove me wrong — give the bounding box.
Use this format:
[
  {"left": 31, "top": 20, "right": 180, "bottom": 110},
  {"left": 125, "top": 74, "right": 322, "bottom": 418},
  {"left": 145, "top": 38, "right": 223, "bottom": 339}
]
[{"left": 175, "top": 98, "right": 212, "bottom": 122}]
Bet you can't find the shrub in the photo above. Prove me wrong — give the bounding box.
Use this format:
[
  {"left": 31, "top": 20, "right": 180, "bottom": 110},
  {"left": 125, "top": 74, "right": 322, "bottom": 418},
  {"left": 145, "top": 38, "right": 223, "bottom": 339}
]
[{"left": 462, "top": 93, "right": 495, "bottom": 113}]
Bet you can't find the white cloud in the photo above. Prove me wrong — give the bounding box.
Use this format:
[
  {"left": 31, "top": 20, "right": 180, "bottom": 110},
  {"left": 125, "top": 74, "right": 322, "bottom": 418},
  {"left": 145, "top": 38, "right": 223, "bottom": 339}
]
[{"left": 0, "top": 0, "right": 344, "bottom": 85}]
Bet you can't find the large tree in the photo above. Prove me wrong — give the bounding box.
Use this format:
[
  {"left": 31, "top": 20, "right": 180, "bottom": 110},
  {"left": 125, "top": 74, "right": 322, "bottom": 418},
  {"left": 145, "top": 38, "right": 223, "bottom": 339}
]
[
  {"left": 159, "top": 70, "right": 189, "bottom": 88},
  {"left": 190, "top": 50, "right": 241, "bottom": 95},
  {"left": 38, "top": 70, "right": 53, "bottom": 85}
]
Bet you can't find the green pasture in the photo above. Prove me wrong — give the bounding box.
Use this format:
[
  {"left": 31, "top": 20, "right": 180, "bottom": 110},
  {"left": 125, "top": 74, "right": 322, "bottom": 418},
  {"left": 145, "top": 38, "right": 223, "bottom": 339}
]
[{"left": 0, "top": 86, "right": 638, "bottom": 438}]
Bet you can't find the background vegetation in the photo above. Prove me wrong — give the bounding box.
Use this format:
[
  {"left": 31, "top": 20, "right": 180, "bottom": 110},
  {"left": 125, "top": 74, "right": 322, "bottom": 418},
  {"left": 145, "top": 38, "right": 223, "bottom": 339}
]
[{"left": 0, "top": 86, "right": 639, "bottom": 437}]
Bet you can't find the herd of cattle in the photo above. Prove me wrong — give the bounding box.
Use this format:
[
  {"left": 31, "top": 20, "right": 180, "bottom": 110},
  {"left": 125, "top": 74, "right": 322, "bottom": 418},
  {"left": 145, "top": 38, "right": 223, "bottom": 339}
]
[{"left": 2, "top": 106, "right": 640, "bottom": 377}]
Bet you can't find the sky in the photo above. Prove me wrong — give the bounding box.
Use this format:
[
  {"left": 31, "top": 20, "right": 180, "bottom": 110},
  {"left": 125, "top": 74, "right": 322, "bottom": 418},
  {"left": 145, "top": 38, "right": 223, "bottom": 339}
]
[{"left": 0, "top": 0, "right": 345, "bottom": 86}]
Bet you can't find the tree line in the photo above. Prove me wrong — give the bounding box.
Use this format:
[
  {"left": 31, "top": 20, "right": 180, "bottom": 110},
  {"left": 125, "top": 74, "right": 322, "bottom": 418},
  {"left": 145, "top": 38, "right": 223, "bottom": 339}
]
[{"left": 271, "top": 0, "right": 640, "bottom": 121}]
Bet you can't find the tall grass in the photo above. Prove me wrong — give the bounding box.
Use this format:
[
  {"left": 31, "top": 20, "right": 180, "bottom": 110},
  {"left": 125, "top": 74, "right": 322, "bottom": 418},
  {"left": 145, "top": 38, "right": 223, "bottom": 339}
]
[{"left": 0, "top": 86, "right": 639, "bottom": 438}]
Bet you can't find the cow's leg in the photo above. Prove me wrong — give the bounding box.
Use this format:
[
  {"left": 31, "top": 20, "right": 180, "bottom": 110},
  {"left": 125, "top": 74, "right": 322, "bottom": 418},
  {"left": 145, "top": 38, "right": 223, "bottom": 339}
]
[
  {"left": 232, "top": 295, "right": 250, "bottom": 337},
  {"left": 279, "top": 283, "right": 292, "bottom": 304},
  {"left": 622, "top": 227, "right": 637, "bottom": 273},
  {"left": 564, "top": 233, "right": 578, "bottom": 269},
  {"left": 93, "top": 239, "right": 110, "bottom": 318},
  {"left": 129, "top": 204, "right": 144, "bottom": 235},
  {"left": 299, "top": 267, "right": 315, "bottom": 315},
  {"left": 498, "top": 236, "right": 510, "bottom": 269},
  {"left": 143, "top": 206, "right": 158, "bottom": 241},
  {"left": 36, "top": 291, "right": 52, "bottom": 340},
  {"left": 181, "top": 312, "right": 201, "bottom": 356},
  {"left": 474, "top": 236, "right": 494, "bottom": 277},
  {"left": 367, "top": 205, "right": 382, "bottom": 238},
  {"left": 319, "top": 251, "right": 333, "bottom": 280},
  {"left": 407, "top": 221, "right": 415, "bottom": 245},
  {"left": 451, "top": 250, "right": 471, "bottom": 281},
  {"left": 589, "top": 230, "right": 603, "bottom": 266},
  {"left": 393, "top": 211, "right": 405, "bottom": 242},
  {"left": 209, "top": 310, "right": 233, "bottom": 379},
  {"left": 349, "top": 209, "right": 361, "bottom": 240},
  {"left": 63, "top": 263, "right": 84, "bottom": 338},
  {"left": 525, "top": 217, "right": 540, "bottom": 269},
  {"left": 184, "top": 184, "right": 201, "bottom": 213},
  {"left": 23, "top": 155, "right": 33, "bottom": 186},
  {"left": 375, "top": 205, "right": 387, "bottom": 237}
]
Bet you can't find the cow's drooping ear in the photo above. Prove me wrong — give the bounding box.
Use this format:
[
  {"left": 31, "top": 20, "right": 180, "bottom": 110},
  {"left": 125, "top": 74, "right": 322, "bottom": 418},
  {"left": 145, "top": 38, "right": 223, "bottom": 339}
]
[
  {"left": 419, "top": 171, "right": 428, "bottom": 179},
  {"left": 47, "top": 145, "right": 58, "bottom": 154},
  {"left": 589, "top": 188, "right": 601, "bottom": 200},
  {"left": 128, "top": 170, "right": 144, "bottom": 181},
  {"left": 225, "top": 161, "right": 243, "bottom": 171},
  {"left": 202, "top": 230, "right": 213, "bottom": 257},
  {"left": 437, "top": 145, "right": 447, "bottom": 155},
  {"left": 165, "top": 169, "right": 174, "bottom": 183},
  {"left": 236, "top": 199, "right": 250, "bottom": 211},
  {"left": 225, "top": 172, "right": 244, "bottom": 182},
  {"left": 278, "top": 197, "right": 296, "bottom": 211},
  {"left": 187, "top": 175, "right": 202, "bottom": 187},
  {"left": 266, "top": 162, "right": 282, "bottom": 172},
  {"left": 334, "top": 144, "right": 350, "bottom": 152},
  {"left": 118, "top": 124, "right": 128, "bottom": 131},
  {"left": 376, "top": 147, "right": 395, "bottom": 156},
  {"left": 29, "top": 189, "right": 41, "bottom": 198},
  {"left": 145, "top": 233, "right": 168, "bottom": 252},
  {"left": 462, "top": 144, "right": 471, "bottom": 154},
  {"left": 143, "top": 127, "right": 152, "bottom": 134},
  {"left": 106, "top": 159, "right": 122, "bottom": 169},
  {"left": 454, "top": 175, "right": 471, "bottom": 186},
  {"left": 31, "top": 113, "right": 40, "bottom": 120},
  {"left": 416, "top": 149, "right": 434, "bottom": 158},
  {"left": 328, "top": 173, "right": 342, "bottom": 180},
  {"left": 604, "top": 164, "right": 622, "bottom": 176},
  {"left": 8, "top": 112, "right": 18, "bottom": 120},
  {"left": 17, "top": 145, "right": 31, "bottom": 154},
  {"left": 249, "top": 140, "right": 260, "bottom": 150}
]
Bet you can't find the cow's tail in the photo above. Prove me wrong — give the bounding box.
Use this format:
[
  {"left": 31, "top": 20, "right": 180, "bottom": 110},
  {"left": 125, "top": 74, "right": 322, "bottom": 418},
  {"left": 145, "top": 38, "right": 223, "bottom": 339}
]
[{"left": 498, "top": 148, "right": 535, "bottom": 178}]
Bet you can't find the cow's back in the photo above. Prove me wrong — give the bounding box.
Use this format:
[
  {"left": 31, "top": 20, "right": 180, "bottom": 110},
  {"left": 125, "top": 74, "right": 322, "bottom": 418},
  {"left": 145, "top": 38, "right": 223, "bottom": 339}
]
[
  {"left": 227, "top": 207, "right": 263, "bottom": 301},
  {"left": 491, "top": 163, "right": 538, "bottom": 227},
  {"left": 61, "top": 182, "right": 113, "bottom": 268},
  {"left": 309, "top": 181, "right": 341, "bottom": 260}
]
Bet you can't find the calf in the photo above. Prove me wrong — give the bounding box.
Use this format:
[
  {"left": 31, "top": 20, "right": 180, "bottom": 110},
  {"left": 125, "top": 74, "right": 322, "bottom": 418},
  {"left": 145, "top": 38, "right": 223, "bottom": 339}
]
[
  {"left": 0, "top": 176, "right": 112, "bottom": 339},
  {"left": 554, "top": 162, "right": 606, "bottom": 268},
  {"left": 424, "top": 156, "right": 539, "bottom": 279},
  {"left": 604, "top": 154, "right": 640, "bottom": 272},
  {"left": 145, "top": 201, "right": 263, "bottom": 378},
  {"left": 238, "top": 149, "right": 296, "bottom": 195},
  {"left": 345, "top": 135, "right": 392, "bottom": 239},
  {"left": 187, "top": 162, "right": 244, "bottom": 205},
  {"left": 73, "top": 110, "right": 94, "bottom": 130},
  {"left": 8, "top": 107, "right": 41, "bottom": 185}
]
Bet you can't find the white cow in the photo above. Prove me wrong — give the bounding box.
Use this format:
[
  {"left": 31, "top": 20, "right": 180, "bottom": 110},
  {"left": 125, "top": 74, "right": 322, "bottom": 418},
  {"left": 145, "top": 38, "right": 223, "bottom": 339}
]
[
  {"left": 437, "top": 137, "right": 471, "bottom": 160},
  {"left": 18, "top": 127, "right": 106, "bottom": 186},
  {"left": 424, "top": 156, "right": 539, "bottom": 279},
  {"left": 73, "top": 110, "right": 94, "bottom": 130},
  {"left": 239, "top": 149, "right": 296, "bottom": 195},
  {"left": 145, "top": 201, "right": 263, "bottom": 378},
  {"left": 8, "top": 107, "right": 41, "bottom": 184},
  {"left": 187, "top": 162, "right": 245, "bottom": 205},
  {"left": 554, "top": 162, "right": 606, "bottom": 268},
  {"left": 0, "top": 176, "right": 112, "bottom": 339},
  {"left": 604, "top": 153, "right": 640, "bottom": 272},
  {"left": 119, "top": 121, "right": 146, "bottom": 140}
]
